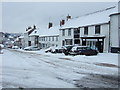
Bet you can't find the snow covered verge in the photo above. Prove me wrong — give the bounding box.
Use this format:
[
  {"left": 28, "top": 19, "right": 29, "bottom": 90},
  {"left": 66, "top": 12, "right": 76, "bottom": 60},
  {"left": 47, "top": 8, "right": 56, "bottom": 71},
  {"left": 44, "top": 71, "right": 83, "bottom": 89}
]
[
  {"left": 16, "top": 48, "right": 119, "bottom": 67},
  {"left": 1, "top": 49, "right": 119, "bottom": 88}
]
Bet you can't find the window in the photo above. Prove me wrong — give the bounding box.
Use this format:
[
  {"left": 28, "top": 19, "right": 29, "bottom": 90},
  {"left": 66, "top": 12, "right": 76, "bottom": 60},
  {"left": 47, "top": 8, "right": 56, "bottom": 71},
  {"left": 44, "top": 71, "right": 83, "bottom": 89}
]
[
  {"left": 68, "top": 29, "right": 71, "bottom": 36},
  {"left": 52, "top": 37, "right": 54, "bottom": 41},
  {"left": 84, "top": 27, "right": 88, "bottom": 35},
  {"left": 62, "top": 40, "right": 65, "bottom": 46},
  {"left": 28, "top": 41, "right": 31, "bottom": 46},
  {"left": 62, "top": 29, "right": 65, "bottom": 36},
  {"left": 35, "top": 36, "right": 38, "bottom": 44},
  {"left": 52, "top": 44, "right": 54, "bottom": 46},
  {"left": 44, "top": 37, "right": 45, "bottom": 41},
  {"left": 49, "top": 37, "right": 51, "bottom": 41},
  {"left": 74, "top": 28, "right": 80, "bottom": 38},
  {"left": 95, "top": 25, "right": 100, "bottom": 34},
  {"left": 56, "top": 37, "right": 58, "bottom": 41},
  {"left": 74, "top": 28, "right": 80, "bottom": 34},
  {"left": 45, "top": 37, "right": 46, "bottom": 41}
]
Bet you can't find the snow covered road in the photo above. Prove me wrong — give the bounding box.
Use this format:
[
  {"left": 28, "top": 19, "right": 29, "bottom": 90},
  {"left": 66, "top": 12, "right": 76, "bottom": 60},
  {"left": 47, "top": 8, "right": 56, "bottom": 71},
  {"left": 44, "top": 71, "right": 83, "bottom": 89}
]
[{"left": 1, "top": 49, "right": 119, "bottom": 88}]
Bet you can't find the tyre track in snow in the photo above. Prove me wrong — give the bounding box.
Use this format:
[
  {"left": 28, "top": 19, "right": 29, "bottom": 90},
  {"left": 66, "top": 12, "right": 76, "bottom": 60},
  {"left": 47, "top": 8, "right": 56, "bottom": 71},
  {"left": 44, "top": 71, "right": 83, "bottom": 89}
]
[
  {"left": 3, "top": 49, "right": 75, "bottom": 88},
  {"left": 8, "top": 49, "right": 118, "bottom": 77},
  {"left": 10, "top": 49, "right": 118, "bottom": 75},
  {"left": 4, "top": 49, "right": 119, "bottom": 88}
]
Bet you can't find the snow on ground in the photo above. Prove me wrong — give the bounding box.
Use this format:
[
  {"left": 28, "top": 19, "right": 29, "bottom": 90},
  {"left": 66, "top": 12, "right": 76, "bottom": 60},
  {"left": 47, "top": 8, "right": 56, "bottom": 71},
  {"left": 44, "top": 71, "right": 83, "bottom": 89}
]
[
  {"left": 1, "top": 49, "right": 119, "bottom": 88},
  {"left": 17, "top": 48, "right": 118, "bottom": 66}
]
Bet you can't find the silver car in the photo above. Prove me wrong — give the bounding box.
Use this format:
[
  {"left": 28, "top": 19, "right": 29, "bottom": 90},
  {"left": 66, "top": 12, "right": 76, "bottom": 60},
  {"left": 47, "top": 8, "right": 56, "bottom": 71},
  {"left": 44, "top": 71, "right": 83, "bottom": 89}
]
[{"left": 24, "top": 46, "right": 40, "bottom": 51}]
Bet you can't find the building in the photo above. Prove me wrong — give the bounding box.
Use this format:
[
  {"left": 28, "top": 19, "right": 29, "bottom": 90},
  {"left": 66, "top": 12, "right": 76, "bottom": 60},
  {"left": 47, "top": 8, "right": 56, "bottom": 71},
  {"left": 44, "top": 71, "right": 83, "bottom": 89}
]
[
  {"left": 14, "top": 35, "right": 24, "bottom": 48},
  {"left": 29, "top": 25, "right": 60, "bottom": 49},
  {"left": 24, "top": 25, "right": 36, "bottom": 48},
  {"left": 0, "top": 32, "right": 5, "bottom": 44},
  {"left": 110, "top": 12, "right": 120, "bottom": 53},
  {"left": 23, "top": 5, "right": 119, "bottom": 53},
  {"left": 29, "top": 29, "right": 39, "bottom": 47},
  {"left": 60, "top": 6, "right": 118, "bottom": 53}
]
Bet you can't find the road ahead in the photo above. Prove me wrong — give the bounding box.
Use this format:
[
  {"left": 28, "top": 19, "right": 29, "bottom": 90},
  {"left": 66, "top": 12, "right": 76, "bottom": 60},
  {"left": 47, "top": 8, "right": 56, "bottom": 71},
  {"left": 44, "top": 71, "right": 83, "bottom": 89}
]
[{"left": 1, "top": 49, "right": 119, "bottom": 88}]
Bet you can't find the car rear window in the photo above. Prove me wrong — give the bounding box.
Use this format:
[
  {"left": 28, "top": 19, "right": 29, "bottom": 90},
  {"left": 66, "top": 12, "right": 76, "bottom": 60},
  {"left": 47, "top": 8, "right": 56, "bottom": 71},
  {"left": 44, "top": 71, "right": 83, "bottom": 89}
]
[{"left": 77, "top": 47, "right": 90, "bottom": 50}]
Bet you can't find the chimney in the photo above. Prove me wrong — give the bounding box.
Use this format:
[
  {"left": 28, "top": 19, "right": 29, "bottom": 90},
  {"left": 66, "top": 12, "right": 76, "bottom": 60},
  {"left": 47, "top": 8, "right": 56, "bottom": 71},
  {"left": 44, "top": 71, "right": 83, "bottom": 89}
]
[
  {"left": 28, "top": 26, "right": 32, "bottom": 30},
  {"left": 48, "top": 22, "right": 53, "bottom": 29},
  {"left": 26, "top": 28, "right": 28, "bottom": 31},
  {"left": 67, "top": 14, "right": 71, "bottom": 21},
  {"left": 60, "top": 20, "right": 65, "bottom": 26},
  {"left": 33, "top": 25, "right": 36, "bottom": 29}
]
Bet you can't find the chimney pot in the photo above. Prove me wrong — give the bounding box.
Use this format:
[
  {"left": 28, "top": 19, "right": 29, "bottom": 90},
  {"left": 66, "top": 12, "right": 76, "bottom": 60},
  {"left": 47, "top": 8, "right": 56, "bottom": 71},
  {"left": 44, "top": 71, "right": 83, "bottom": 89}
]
[
  {"left": 60, "top": 20, "right": 65, "bottom": 26},
  {"left": 67, "top": 14, "right": 71, "bottom": 21},
  {"left": 48, "top": 22, "right": 53, "bottom": 29}
]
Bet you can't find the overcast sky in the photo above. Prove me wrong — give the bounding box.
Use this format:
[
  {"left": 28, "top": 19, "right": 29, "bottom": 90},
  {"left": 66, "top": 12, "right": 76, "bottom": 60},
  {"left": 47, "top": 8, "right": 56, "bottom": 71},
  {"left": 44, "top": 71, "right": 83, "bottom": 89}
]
[{"left": 2, "top": 2, "right": 117, "bottom": 33}]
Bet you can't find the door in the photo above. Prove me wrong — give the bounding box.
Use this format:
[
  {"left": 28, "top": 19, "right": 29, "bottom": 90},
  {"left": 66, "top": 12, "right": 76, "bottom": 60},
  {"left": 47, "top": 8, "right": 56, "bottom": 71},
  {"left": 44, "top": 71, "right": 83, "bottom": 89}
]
[
  {"left": 28, "top": 41, "right": 31, "bottom": 46},
  {"left": 96, "top": 41, "right": 104, "bottom": 53},
  {"left": 82, "top": 41, "right": 86, "bottom": 46},
  {"left": 62, "top": 40, "right": 65, "bottom": 46}
]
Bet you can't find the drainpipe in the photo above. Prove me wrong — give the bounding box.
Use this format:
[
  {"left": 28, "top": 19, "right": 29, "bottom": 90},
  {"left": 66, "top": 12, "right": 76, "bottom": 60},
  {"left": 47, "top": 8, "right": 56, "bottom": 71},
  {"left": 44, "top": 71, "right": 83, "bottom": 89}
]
[{"left": 108, "top": 21, "right": 111, "bottom": 53}]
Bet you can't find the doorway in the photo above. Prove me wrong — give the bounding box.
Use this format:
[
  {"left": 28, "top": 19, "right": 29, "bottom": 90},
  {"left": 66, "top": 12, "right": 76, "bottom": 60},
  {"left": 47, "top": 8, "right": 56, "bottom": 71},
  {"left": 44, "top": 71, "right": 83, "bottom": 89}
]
[{"left": 28, "top": 41, "right": 31, "bottom": 46}]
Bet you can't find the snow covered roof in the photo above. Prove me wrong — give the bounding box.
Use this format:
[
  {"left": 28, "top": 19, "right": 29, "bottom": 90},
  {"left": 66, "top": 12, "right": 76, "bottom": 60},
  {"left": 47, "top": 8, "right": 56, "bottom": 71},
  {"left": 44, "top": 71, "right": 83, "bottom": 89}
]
[
  {"left": 29, "top": 25, "right": 60, "bottom": 37},
  {"left": 19, "top": 35, "right": 24, "bottom": 38},
  {"left": 29, "top": 29, "right": 39, "bottom": 36},
  {"left": 61, "top": 6, "right": 118, "bottom": 29}
]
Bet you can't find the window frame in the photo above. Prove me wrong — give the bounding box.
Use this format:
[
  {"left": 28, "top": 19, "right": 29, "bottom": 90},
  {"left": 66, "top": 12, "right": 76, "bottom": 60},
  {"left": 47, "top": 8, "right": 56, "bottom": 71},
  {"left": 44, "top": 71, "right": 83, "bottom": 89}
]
[
  {"left": 68, "top": 28, "right": 71, "bottom": 36},
  {"left": 95, "top": 25, "right": 100, "bottom": 34},
  {"left": 62, "top": 29, "right": 65, "bottom": 36},
  {"left": 84, "top": 27, "right": 88, "bottom": 35},
  {"left": 52, "top": 36, "right": 54, "bottom": 41}
]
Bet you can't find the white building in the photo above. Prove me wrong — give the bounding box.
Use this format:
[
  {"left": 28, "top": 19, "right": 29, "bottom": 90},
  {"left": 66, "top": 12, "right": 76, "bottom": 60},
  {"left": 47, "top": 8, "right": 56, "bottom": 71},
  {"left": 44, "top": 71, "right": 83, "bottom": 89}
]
[
  {"left": 110, "top": 12, "right": 120, "bottom": 53},
  {"left": 0, "top": 32, "right": 5, "bottom": 44},
  {"left": 14, "top": 35, "right": 24, "bottom": 48},
  {"left": 29, "top": 25, "right": 60, "bottom": 48},
  {"left": 60, "top": 6, "right": 118, "bottom": 53},
  {"left": 29, "top": 29, "right": 39, "bottom": 47},
  {"left": 24, "top": 25, "right": 36, "bottom": 48},
  {"left": 24, "top": 5, "right": 119, "bottom": 53}
]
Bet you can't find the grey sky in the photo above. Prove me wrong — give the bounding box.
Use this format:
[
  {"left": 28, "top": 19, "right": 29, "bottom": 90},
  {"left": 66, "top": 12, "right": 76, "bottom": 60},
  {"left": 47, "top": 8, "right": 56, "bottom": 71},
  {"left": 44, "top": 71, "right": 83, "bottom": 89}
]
[{"left": 2, "top": 2, "right": 117, "bottom": 33}]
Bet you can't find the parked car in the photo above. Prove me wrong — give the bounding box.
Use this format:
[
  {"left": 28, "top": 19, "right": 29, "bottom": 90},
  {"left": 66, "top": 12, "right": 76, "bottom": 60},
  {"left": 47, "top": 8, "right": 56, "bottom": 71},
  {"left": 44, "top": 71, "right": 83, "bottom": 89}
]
[
  {"left": 64, "top": 46, "right": 98, "bottom": 56},
  {"left": 7, "top": 45, "right": 12, "bottom": 48},
  {"left": 0, "top": 44, "right": 4, "bottom": 49},
  {"left": 24, "top": 46, "right": 40, "bottom": 51},
  {"left": 45, "top": 46, "right": 56, "bottom": 53},
  {"left": 63, "top": 45, "right": 74, "bottom": 55},
  {"left": 51, "top": 46, "right": 65, "bottom": 53},
  {"left": 12, "top": 46, "right": 19, "bottom": 49}
]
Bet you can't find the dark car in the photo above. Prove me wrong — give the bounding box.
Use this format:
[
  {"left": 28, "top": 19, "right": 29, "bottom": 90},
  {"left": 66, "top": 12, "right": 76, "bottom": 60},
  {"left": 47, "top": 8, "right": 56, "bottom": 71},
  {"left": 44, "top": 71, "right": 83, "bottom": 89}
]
[
  {"left": 65, "top": 46, "right": 98, "bottom": 56},
  {"left": 63, "top": 45, "right": 74, "bottom": 55}
]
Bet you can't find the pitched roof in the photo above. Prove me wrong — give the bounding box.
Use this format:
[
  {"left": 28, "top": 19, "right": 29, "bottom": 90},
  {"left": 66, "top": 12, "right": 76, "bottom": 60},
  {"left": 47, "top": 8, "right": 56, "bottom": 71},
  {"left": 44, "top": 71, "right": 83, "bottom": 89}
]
[
  {"left": 61, "top": 6, "right": 118, "bottom": 29},
  {"left": 29, "top": 25, "right": 60, "bottom": 37}
]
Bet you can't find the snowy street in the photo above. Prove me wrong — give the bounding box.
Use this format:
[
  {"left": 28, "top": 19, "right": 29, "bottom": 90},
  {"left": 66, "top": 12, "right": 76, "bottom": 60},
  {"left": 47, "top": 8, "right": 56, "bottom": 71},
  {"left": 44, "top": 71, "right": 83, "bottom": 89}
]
[{"left": 1, "top": 49, "right": 119, "bottom": 88}]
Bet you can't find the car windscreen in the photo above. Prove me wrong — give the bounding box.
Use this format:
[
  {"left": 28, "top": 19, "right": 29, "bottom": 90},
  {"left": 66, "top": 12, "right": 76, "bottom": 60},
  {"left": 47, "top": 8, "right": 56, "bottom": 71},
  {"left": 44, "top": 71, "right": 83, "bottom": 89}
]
[{"left": 66, "top": 46, "right": 73, "bottom": 50}]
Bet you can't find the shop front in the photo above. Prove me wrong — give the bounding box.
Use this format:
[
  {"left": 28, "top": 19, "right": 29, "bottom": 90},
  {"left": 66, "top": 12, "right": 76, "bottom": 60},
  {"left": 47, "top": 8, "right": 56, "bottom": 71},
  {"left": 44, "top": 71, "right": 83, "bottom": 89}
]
[{"left": 81, "top": 36, "right": 105, "bottom": 53}]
